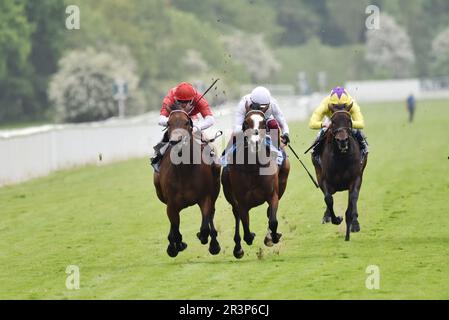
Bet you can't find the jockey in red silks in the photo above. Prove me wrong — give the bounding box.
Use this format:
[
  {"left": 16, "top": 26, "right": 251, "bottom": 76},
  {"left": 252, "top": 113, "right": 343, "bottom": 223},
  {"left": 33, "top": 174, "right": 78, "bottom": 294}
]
[{"left": 151, "top": 82, "right": 215, "bottom": 172}]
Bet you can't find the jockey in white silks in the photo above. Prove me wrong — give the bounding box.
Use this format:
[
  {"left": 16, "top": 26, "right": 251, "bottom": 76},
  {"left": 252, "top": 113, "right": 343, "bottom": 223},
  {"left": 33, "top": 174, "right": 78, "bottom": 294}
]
[{"left": 221, "top": 86, "right": 290, "bottom": 166}]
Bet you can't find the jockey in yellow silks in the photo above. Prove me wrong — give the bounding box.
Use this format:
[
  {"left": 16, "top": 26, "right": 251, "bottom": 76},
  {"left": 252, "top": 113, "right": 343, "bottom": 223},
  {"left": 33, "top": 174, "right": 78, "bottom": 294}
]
[{"left": 308, "top": 86, "right": 369, "bottom": 164}]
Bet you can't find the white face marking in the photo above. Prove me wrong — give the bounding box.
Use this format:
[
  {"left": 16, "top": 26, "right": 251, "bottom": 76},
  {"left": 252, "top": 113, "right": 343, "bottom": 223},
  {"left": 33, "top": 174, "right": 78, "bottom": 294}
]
[
  {"left": 250, "top": 114, "right": 264, "bottom": 130},
  {"left": 250, "top": 114, "right": 264, "bottom": 144}
]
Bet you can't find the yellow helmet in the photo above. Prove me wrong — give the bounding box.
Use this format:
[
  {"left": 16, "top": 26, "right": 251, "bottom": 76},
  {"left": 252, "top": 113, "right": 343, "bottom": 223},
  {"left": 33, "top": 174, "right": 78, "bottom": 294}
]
[{"left": 329, "top": 87, "right": 353, "bottom": 109}]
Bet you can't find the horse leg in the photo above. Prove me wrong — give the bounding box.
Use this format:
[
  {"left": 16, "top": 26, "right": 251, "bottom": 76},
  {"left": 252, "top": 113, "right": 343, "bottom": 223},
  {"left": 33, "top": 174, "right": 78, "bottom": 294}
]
[
  {"left": 240, "top": 207, "right": 255, "bottom": 246},
  {"left": 166, "top": 204, "right": 187, "bottom": 257},
  {"left": 208, "top": 205, "right": 221, "bottom": 255},
  {"left": 278, "top": 159, "right": 290, "bottom": 200},
  {"left": 347, "top": 178, "right": 362, "bottom": 241},
  {"left": 322, "top": 182, "right": 343, "bottom": 225},
  {"left": 264, "top": 195, "right": 282, "bottom": 247},
  {"left": 197, "top": 197, "right": 211, "bottom": 245},
  {"left": 322, "top": 207, "right": 332, "bottom": 224},
  {"left": 232, "top": 207, "right": 244, "bottom": 259}
]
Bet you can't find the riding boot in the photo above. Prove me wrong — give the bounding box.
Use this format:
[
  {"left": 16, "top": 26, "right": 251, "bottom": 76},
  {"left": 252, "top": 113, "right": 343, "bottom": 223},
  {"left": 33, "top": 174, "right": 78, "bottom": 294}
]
[
  {"left": 150, "top": 152, "right": 163, "bottom": 172},
  {"left": 311, "top": 128, "right": 326, "bottom": 166},
  {"left": 150, "top": 142, "right": 166, "bottom": 172},
  {"left": 353, "top": 129, "right": 369, "bottom": 164},
  {"left": 150, "top": 132, "right": 170, "bottom": 172}
]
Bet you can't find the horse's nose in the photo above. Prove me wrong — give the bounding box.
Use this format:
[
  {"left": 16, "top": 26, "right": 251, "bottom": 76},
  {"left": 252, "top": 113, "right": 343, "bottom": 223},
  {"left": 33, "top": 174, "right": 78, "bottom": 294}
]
[{"left": 254, "top": 129, "right": 259, "bottom": 135}]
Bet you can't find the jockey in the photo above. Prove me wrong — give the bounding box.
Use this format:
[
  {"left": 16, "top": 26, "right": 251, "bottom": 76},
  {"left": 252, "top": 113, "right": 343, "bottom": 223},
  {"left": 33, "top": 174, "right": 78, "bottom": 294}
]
[
  {"left": 308, "top": 86, "right": 369, "bottom": 164},
  {"left": 222, "top": 86, "right": 290, "bottom": 166},
  {"left": 150, "top": 82, "right": 215, "bottom": 172}
]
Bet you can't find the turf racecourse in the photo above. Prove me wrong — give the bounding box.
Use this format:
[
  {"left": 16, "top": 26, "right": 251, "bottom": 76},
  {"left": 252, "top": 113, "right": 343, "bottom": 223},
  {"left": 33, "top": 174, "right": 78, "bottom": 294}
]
[{"left": 0, "top": 100, "right": 448, "bottom": 300}]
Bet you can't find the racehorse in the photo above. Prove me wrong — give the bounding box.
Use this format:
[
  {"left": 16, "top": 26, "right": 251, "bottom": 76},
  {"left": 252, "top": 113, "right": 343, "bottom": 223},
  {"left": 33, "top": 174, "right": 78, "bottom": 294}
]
[
  {"left": 221, "top": 104, "right": 290, "bottom": 259},
  {"left": 153, "top": 107, "right": 221, "bottom": 257},
  {"left": 312, "top": 106, "right": 368, "bottom": 241}
]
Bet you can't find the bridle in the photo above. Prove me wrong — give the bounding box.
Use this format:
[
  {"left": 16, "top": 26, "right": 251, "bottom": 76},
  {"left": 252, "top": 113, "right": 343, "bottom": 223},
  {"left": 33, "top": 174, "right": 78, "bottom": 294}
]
[
  {"left": 245, "top": 109, "right": 266, "bottom": 118},
  {"left": 243, "top": 109, "right": 266, "bottom": 132},
  {"left": 167, "top": 110, "right": 193, "bottom": 146},
  {"left": 330, "top": 110, "right": 352, "bottom": 135},
  {"left": 167, "top": 110, "right": 193, "bottom": 128}
]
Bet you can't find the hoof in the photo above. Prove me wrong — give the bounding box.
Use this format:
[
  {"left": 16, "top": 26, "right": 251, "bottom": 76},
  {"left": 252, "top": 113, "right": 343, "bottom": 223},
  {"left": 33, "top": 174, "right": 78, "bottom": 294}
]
[
  {"left": 167, "top": 244, "right": 178, "bottom": 258},
  {"left": 233, "top": 247, "right": 244, "bottom": 259},
  {"left": 244, "top": 232, "right": 255, "bottom": 245},
  {"left": 322, "top": 215, "right": 331, "bottom": 224},
  {"left": 351, "top": 221, "right": 361, "bottom": 233},
  {"left": 197, "top": 232, "right": 208, "bottom": 245},
  {"left": 178, "top": 242, "right": 188, "bottom": 252},
  {"left": 345, "top": 235, "right": 350, "bottom": 241},
  {"left": 209, "top": 242, "right": 221, "bottom": 255},
  {"left": 332, "top": 216, "right": 343, "bottom": 225},
  {"left": 264, "top": 236, "right": 273, "bottom": 247},
  {"left": 272, "top": 233, "right": 282, "bottom": 244}
]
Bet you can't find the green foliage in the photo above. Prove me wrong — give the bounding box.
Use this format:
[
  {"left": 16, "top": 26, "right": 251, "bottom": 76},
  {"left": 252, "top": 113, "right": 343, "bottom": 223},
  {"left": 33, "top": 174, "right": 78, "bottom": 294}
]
[
  {"left": 171, "top": 0, "right": 282, "bottom": 44},
  {"left": 223, "top": 31, "right": 280, "bottom": 83},
  {"left": 273, "top": 39, "right": 369, "bottom": 91},
  {"left": 2, "top": 0, "right": 449, "bottom": 123},
  {"left": 431, "top": 27, "right": 449, "bottom": 77},
  {"left": 49, "top": 47, "right": 142, "bottom": 122},
  {"left": 365, "top": 14, "right": 416, "bottom": 78},
  {"left": 379, "top": 0, "right": 449, "bottom": 76},
  {"left": 0, "top": 1, "right": 33, "bottom": 121},
  {"left": 0, "top": 0, "right": 67, "bottom": 123}
]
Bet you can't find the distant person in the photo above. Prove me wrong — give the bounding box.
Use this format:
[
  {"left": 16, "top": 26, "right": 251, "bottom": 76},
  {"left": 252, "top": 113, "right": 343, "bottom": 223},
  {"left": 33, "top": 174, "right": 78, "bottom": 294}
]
[
  {"left": 406, "top": 94, "right": 416, "bottom": 123},
  {"left": 150, "top": 82, "right": 215, "bottom": 172},
  {"left": 308, "top": 86, "right": 369, "bottom": 165}
]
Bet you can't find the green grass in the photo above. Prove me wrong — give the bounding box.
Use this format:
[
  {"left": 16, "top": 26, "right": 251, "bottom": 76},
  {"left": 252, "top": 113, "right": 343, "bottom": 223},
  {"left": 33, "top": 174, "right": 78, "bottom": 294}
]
[
  {"left": 1, "top": 100, "right": 448, "bottom": 299},
  {"left": 0, "top": 120, "right": 50, "bottom": 130}
]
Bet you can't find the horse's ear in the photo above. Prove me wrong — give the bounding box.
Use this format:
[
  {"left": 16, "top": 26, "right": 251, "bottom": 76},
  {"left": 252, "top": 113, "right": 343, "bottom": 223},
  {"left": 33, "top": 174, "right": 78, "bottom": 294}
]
[
  {"left": 169, "top": 104, "right": 180, "bottom": 112},
  {"left": 245, "top": 101, "right": 251, "bottom": 113},
  {"left": 260, "top": 105, "right": 270, "bottom": 114},
  {"left": 346, "top": 102, "right": 353, "bottom": 112},
  {"left": 328, "top": 103, "right": 336, "bottom": 113}
]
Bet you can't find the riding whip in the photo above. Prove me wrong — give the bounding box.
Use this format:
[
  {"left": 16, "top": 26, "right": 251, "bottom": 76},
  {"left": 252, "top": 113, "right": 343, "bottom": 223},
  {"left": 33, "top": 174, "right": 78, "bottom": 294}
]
[{"left": 197, "top": 78, "right": 220, "bottom": 103}]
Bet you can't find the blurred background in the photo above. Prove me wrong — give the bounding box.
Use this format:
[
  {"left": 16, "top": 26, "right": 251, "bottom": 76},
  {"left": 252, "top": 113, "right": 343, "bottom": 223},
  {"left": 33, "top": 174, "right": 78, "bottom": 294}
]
[
  {"left": 1, "top": 0, "right": 449, "bottom": 185},
  {"left": 1, "top": 0, "right": 449, "bottom": 125}
]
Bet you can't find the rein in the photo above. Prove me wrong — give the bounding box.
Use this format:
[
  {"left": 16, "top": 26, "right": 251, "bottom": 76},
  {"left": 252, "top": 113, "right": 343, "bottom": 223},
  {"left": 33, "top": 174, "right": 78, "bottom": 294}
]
[{"left": 169, "top": 109, "right": 191, "bottom": 118}]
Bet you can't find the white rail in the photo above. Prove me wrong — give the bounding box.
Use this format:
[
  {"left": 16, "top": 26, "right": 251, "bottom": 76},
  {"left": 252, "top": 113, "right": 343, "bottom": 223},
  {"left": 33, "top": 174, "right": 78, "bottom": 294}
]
[{"left": 0, "top": 96, "right": 313, "bottom": 186}]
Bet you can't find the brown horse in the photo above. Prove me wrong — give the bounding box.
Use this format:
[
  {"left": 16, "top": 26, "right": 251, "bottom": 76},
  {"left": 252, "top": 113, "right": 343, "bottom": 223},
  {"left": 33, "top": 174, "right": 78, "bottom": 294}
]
[
  {"left": 153, "top": 108, "right": 221, "bottom": 257},
  {"left": 312, "top": 107, "right": 368, "bottom": 241},
  {"left": 221, "top": 106, "right": 290, "bottom": 259}
]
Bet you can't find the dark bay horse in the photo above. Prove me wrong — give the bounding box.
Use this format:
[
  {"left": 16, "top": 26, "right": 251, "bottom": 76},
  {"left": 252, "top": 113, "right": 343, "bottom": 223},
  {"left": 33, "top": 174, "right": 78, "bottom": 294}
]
[
  {"left": 153, "top": 109, "right": 221, "bottom": 257},
  {"left": 221, "top": 106, "right": 290, "bottom": 259},
  {"left": 312, "top": 107, "right": 368, "bottom": 241}
]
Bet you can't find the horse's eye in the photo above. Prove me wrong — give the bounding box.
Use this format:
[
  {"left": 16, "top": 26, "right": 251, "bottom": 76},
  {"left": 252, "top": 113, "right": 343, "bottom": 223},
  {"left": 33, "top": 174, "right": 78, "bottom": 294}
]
[{"left": 185, "top": 121, "right": 190, "bottom": 126}]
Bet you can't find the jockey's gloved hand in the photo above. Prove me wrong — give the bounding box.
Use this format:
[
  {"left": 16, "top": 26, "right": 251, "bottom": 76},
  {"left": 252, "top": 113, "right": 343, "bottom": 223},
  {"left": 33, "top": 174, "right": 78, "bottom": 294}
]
[{"left": 281, "top": 133, "right": 290, "bottom": 145}]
